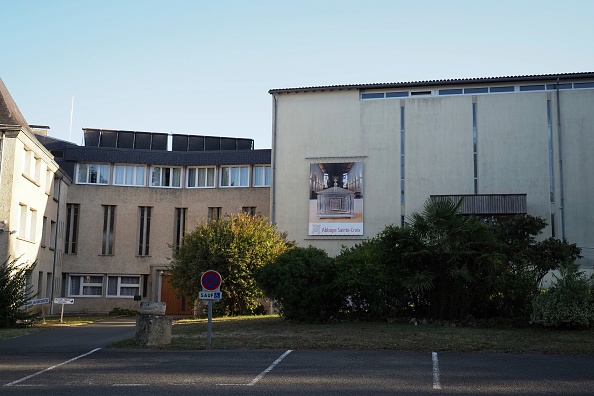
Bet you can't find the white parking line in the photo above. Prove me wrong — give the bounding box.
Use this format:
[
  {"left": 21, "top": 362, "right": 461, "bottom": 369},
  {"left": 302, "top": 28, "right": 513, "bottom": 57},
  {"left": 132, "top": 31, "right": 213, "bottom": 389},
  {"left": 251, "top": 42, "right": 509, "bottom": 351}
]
[
  {"left": 432, "top": 351, "right": 441, "bottom": 390},
  {"left": 218, "top": 349, "right": 293, "bottom": 386},
  {"left": 4, "top": 348, "right": 102, "bottom": 387}
]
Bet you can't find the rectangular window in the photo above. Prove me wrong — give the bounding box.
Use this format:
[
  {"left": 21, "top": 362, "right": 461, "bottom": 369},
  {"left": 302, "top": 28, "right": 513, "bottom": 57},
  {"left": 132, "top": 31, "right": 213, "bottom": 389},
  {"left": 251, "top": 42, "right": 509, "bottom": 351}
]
[
  {"left": 464, "top": 87, "right": 488, "bottom": 94},
  {"left": 361, "top": 92, "right": 385, "bottom": 99},
  {"left": 519, "top": 85, "right": 545, "bottom": 92},
  {"left": 208, "top": 207, "right": 222, "bottom": 222},
  {"left": 22, "top": 148, "right": 32, "bottom": 177},
  {"left": 45, "top": 169, "right": 53, "bottom": 195},
  {"left": 77, "top": 163, "right": 110, "bottom": 184},
  {"left": 386, "top": 91, "right": 409, "bottom": 98},
  {"left": 46, "top": 273, "right": 53, "bottom": 299},
  {"left": 242, "top": 207, "right": 256, "bottom": 216},
  {"left": 53, "top": 178, "right": 60, "bottom": 199},
  {"left": 69, "top": 275, "right": 103, "bottom": 297},
  {"left": 439, "top": 88, "right": 463, "bottom": 95},
  {"left": 253, "top": 166, "right": 271, "bottom": 187},
  {"left": 107, "top": 276, "right": 140, "bottom": 297},
  {"left": 37, "top": 271, "right": 43, "bottom": 298},
  {"left": 490, "top": 86, "right": 514, "bottom": 93},
  {"left": 114, "top": 165, "right": 146, "bottom": 186},
  {"left": 150, "top": 166, "right": 181, "bottom": 188},
  {"left": 101, "top": 205, "right": 115, "bottom": 255},
  {"left": 34, "top": 157, "right": 42, "bottom": 183},
  {"left": 29, "top": 208, "right": 37, "bottom": 241},
  {"left": 65, "top": 204, "right": 79, "bottom": 254},
  {"left": 138, "top": 206, "right": 151, "bottom": 256},
  {"left": 50, "top": 220, "right": 57, "bottom": 249},
  {"left": 187, "top": 167, "right": 216, "bottom": 188},
  {"left": 41, "top": 216, "right": 48, "bottom": 247},
  {"left": 18, "top": 204, "right": 27, "bottom": 239},
  {"left": 174, "top": 208, "right": 187, "bottom": 249},
  {"left": 220, "top": 166, "right": 249, "bottom": 187}
]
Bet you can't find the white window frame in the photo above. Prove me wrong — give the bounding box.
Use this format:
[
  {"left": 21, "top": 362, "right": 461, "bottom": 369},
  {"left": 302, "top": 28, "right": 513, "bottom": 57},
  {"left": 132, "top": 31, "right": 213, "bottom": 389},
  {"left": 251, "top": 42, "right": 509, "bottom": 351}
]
[
  {"left": 76, "top": 163, "right": 110, "bottom": 185},
  {"left": 220, "top": 165, "right": 250, "bottom": 187},
  {"left": 149, "top": 166, "right": 182, "bottom": 188},
  {"left": 107, "top": 275, "right": 141, "bottom": 297},
  {"left": 68, "top": 275, "right": 104, "bottom": 297},
  {"left": 186, "top": 166, "right": 216, "bottom": 188},
  {"left": 114, "top": 164, "right": 146, "bottom": 186},
  {"left": 252, "top": 165, "right": 271, "bottom": 187}
]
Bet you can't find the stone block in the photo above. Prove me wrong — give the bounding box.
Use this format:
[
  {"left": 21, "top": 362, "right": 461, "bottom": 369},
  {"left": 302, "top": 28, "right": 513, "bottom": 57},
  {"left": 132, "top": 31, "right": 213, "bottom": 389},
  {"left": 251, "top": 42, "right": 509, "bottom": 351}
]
[
  {"left": 139, "top": 301, "right": 166, "bottom": 315},
  {"left": 135, "top": 314, "right": 172, "bottom": 346}
]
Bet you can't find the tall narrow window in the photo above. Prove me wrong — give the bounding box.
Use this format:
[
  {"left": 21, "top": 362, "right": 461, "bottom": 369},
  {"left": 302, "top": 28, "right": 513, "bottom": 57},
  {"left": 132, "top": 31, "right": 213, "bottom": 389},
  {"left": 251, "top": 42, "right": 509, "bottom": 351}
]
[
  {"left": 187, "top": 167, "right": 215, "bottom": 188},
  {"left": 101, "top": 205, "right": 116, "bottom": 255},
  {"left": 138, "top": 206, "right": 152, "bottom": 256},
  {"left": 50, "top": 220, "right": 57, "bottom": 249},
  {"left": 65, "top": 204, "right": 80, "bottom": 254},
  {"left": 472, "top": 103, "right": 478, "bottom": 194},
  {"left": 18, "top": 204, "right": 27, "bottom": 239},
  {"left": 174, "top": 208, "right": 187, "bottom": 250},
  {"left": 208, "top": 207, "right": 222, "bottom": 221},
  {"left": 400, "top": 106, "right": 405, "bottom": 205},
  {"left": 29, "top": 208, "right": 37, "bottom": 241},
  {"left": 253, "top": 166, "right": 271, "bottom": 187},
  {"left": 41, "top": 216, "right": 48, "bottom": 247}
]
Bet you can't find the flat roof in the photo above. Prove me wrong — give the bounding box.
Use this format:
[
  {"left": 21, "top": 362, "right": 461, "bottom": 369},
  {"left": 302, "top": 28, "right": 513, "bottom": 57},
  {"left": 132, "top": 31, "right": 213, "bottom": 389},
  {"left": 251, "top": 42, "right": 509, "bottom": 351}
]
[{"left": 269, "top": 71, "right": 594, "bottom": 94}]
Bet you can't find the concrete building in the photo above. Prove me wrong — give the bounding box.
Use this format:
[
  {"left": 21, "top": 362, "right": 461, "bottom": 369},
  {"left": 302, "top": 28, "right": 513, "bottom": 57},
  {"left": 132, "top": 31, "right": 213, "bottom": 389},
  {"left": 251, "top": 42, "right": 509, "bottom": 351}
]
[
  {"left": 269, "top": 72, "right": 594, "bottom": 274},
  {"left": 1, "top": 78, "right": 271, "bottom": 315},
  {"left": 0, "top": 79, "right": 70, "bottom": 315}
]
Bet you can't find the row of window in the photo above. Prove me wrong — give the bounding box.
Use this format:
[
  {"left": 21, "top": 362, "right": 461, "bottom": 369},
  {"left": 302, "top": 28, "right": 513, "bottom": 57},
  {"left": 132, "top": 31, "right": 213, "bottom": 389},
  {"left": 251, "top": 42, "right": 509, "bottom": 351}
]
[
  {"left": 68, "top": 275, "right": 141, "bottom": 297},
  {"left": 361, "top": 81, "right": 594, "bottom": 100},
  {"left": 76, "top": 164, "right": 271, "bottom": 188},
  {"left": 22, "top": 147, "right": 58, "bottom": 196},
  {"left": 64, "top": 204, "right": 258, "bottom": 256}
]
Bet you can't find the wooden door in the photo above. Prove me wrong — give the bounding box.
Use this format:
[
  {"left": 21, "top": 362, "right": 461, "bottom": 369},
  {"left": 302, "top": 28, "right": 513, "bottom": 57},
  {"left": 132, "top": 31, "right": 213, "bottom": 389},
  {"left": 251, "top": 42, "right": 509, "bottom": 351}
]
[{"left": 160, "top": 274, "right": 193, "bottom": 315}]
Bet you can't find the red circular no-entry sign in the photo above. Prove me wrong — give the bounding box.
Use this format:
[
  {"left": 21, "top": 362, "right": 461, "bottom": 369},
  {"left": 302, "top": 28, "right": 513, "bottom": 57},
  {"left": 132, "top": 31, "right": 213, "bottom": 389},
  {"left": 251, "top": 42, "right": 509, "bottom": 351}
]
[{"left": 201, "top": 270, "right": 222, "bottom": 291}]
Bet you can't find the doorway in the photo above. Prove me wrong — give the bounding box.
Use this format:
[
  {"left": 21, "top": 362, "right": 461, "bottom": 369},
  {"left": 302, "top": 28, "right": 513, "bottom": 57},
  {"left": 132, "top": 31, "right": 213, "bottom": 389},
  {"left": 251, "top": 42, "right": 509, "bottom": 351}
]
[{"left": 160, "top": 273, "right": 193, "bottom": 315}]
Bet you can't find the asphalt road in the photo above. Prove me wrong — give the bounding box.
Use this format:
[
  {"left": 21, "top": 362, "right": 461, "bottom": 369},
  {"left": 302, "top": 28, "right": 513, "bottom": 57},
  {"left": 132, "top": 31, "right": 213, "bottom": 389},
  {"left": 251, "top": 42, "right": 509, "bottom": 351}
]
[{"left": 0, "top": 318, "right": 593, "bottom": 395}]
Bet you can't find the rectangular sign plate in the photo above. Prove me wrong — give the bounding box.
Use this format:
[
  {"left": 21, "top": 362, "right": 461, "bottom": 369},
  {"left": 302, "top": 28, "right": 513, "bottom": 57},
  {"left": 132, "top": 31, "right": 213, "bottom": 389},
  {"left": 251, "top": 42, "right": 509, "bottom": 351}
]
[
  {"left": 54, "top": 298, "right": 75, "bottom": 304},
  {"left": 23, "top": 298, "right": 50, "bottom": 307},
  {"left": 199, "top": 291, "right": 222, "bottom": 300}
]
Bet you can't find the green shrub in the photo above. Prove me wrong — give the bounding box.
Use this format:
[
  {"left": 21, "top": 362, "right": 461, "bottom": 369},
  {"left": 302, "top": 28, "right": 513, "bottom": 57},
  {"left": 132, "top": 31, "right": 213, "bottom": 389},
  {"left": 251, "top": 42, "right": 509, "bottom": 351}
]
[
  {"left": 109, "top": 307, "right": 140, "bottom": 316},
  {"left": 0, "top": 257, "right": 36, "bottom": 328},
  {"left": 531, "top": 264, "right": 594, "bottom": 328},
  {"left": 256, "top": 246, "right": 341, "bottom": 322}
]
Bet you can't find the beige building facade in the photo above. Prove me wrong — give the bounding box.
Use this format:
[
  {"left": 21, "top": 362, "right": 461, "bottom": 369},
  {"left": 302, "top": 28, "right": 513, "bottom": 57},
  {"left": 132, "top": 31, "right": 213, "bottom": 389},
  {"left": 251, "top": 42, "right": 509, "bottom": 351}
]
[
  {"left": 269, "top": 72, "right": 594, "bottom": 274},
  {"left": 1, "top": 79, "right": 70, "bottom": 315}
]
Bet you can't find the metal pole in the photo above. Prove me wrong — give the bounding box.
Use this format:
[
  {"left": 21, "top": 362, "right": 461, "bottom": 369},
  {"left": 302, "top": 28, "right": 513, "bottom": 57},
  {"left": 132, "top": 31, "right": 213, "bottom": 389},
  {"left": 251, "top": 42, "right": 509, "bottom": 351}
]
[{"left": 207, "top": 300, "right": 213, "bottom": 348}]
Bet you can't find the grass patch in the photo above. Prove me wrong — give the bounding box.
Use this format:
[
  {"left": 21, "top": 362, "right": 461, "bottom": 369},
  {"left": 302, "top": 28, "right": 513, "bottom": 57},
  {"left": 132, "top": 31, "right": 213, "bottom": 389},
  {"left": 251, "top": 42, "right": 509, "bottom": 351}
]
[
  {"left": 110, "top": 315, "right": 594, "bottom": 354},
  {"left": 0, "top": 315, "right": 111, "bottom": 340}
]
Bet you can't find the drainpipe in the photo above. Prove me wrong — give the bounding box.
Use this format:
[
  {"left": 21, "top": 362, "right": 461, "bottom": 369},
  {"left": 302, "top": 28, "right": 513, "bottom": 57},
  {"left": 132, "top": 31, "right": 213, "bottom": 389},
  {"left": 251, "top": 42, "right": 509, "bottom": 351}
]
[
  {"left": 556, "top": 79, "right": 566, "bottom": 239},
  {"left": 271, "top": 94, "right": 278, "bottom": 224},
  {"left": 49, "top": 173, "right": 63, "bottom": 315},
  {"left": 0, "top": 131, "right": 4, "bottom": 194}
]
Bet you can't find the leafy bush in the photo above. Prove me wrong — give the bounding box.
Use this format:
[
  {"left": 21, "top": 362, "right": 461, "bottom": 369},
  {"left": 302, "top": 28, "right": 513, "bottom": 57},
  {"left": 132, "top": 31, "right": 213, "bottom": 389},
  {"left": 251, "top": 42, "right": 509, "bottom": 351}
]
[
  {"left": 0, "top": 257, "right": 36, "bottom": 328},
  {"left": 109, "top": 307, "right": 140, "bottom": 316},
  {"left": 531, "top": 264, "right": 594, "bottom": 328},
  {"left": 256, "top": 246, "right": 341, "bottom": 322}
]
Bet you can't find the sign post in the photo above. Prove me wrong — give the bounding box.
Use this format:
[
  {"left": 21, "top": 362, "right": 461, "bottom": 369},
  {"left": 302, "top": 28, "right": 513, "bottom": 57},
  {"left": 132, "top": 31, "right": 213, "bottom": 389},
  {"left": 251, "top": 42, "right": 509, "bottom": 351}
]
[
  {"left": 200, "top": 270, "right": 222, "bottom": 347},
  {"left": 53, "top": 298, "right": 74, "bottom": 323},
  {"left": 22, "top": 298, "right": 50, "bottom": 324}
]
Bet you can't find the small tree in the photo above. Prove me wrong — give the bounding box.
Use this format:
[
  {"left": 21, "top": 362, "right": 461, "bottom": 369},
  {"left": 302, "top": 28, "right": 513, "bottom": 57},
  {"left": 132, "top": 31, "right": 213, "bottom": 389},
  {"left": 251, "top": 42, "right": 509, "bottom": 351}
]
[
  {"left": 0, "top": 257, "right": 36, "bottom": 328},
  {"left": 256, "top": 246, "right": 341, "bottom": 322},
  {"left": 170, "top": 213, "right": 293, "bottom": 316}
]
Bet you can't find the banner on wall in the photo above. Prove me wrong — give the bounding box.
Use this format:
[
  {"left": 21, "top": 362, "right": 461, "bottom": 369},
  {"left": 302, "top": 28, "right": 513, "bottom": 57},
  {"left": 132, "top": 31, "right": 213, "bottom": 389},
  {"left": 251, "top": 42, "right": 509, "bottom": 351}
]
[{"left": 308, "top": 161, "right": 364, "bottom": 236}]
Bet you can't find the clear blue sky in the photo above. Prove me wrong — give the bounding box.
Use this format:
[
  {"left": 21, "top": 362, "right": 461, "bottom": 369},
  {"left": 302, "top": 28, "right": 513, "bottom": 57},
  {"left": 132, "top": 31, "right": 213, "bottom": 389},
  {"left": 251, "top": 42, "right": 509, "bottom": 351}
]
[{"left": 2, "top": 0, "right": 592, "bottom": 149}]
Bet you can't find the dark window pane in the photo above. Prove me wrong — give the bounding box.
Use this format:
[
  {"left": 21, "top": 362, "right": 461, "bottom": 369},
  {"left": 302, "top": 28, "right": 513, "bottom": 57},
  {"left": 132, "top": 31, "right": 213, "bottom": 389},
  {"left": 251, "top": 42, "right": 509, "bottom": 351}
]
[
  {"left": 386, "top": 91, "right": 408, "bottom": 98},
  {"left": 574, "top": 82, "right": 594, "bottom": 89},
  {"left": 438, "top": 89, "right": 463, "bottom": 95},
  {"left": 361, "top": 93, "right": 384, "bottom": 99},
  {"left": 546, "top": 83, "right": 572, "bottom": 90},
  {"left": 464, "top": 87, "right": 488, "bottom": 94},
  {"left": 519, "top": 85, "right": 545, "bottom": 91},
  {"left": 490, "top": 86, "right": 514, "bottom": 93}
]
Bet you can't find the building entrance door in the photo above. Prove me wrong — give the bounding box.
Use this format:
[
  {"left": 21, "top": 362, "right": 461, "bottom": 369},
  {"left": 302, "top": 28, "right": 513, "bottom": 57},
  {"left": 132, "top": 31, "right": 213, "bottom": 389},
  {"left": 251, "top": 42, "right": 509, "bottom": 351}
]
[{"left": 160, "top": 273, "right": 193, "bottom": 315}]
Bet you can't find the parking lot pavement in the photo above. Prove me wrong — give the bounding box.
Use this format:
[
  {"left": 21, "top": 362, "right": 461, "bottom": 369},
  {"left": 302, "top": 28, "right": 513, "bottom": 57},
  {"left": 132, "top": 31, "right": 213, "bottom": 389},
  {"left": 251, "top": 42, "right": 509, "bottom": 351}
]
[{"left": 2, "top": 348, "right": 594, "bottom": 395}]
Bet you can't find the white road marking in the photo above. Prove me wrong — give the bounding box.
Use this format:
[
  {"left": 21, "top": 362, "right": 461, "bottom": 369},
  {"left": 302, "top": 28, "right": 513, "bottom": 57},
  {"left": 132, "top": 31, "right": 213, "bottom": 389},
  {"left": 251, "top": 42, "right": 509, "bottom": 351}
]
[
  {"left": 112, "top": 384, "right": 148, "bottom": 387},
  {"left": 4, "top": 348, "right": 102, "bottom": 387},
  {"left": 432, "top": 351, "right": 442, "bottom": 390},
  {"left": 217, "top": 349, "right": 293, "bottom": 386}
]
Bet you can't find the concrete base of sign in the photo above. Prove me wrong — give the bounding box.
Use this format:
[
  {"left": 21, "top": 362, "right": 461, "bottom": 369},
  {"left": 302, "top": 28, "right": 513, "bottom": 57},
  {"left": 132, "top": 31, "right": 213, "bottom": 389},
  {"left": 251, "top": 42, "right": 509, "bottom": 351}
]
[
  {"left": 135, "top": 314, "right": 172, "bottom": 346},
  {"left": 139, "top": 301, "right": 166, "bottom": 315}
]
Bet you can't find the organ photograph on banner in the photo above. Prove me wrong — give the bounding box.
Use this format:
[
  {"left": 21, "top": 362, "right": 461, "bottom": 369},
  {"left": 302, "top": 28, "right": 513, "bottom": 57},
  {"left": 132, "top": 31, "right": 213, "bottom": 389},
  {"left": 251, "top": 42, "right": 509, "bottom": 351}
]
[{"left": 308, "top": 161, "right": 364, "bottom": 236}]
